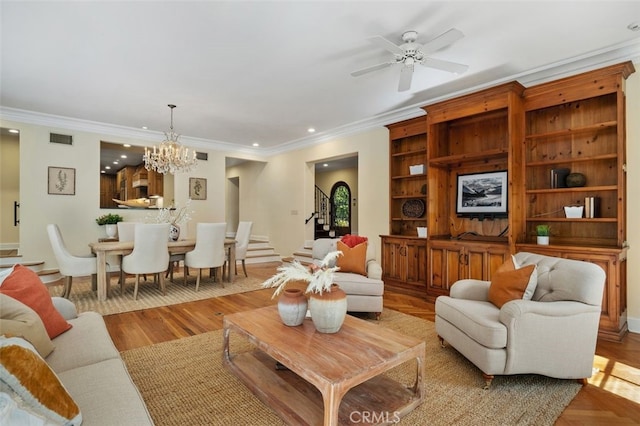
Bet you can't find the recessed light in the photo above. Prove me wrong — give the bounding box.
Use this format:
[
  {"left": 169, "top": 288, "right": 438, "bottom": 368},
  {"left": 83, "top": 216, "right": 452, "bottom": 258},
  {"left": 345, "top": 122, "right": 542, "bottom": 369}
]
[
  {"left": 323, "top": 163, "right": 328, "bottom": 167},
  {"left": 101, "top": 170, "right": 106, "bottom": 174},
  {"left": 8, "top": 129, "right": 19, "bottom": 134},
  {"left": 105, "top": 166, "right": 111, "bottom": 170},
  {"left": 123, "top": 143, "right": 131, "bottom": 147},
  {"left": 252, "top": 142, "right": 260, "bottom": 147},
  {"left": 142, "top": 126, "right": 148, "bottom": 130},
  {"left": 121, "top": 155, "right": 127, "bottom": 159},
  {"left": 113, "top": 161, "right": 119, "bottom": 164},
  {"left": 308, "top": 128, "right": 316, "bottom": 133}
]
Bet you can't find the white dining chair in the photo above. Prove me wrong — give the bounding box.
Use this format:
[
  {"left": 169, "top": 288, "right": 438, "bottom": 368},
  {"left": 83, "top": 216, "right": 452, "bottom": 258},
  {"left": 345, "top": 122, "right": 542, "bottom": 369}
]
[
  {"left": 116, "top": 222, "right": 138, "bottom": 288},
  {"left": 184, "top": 223, "right": 226, "bottom": 291},
  {"left": 121, "top": 223, "right": 170, "bottom": 300},
  {"left": 47, "top": 224, "right": 116, "bottom": 298},
  {"left": 230, "top": 221, "right": 252, "bottom": 277}
]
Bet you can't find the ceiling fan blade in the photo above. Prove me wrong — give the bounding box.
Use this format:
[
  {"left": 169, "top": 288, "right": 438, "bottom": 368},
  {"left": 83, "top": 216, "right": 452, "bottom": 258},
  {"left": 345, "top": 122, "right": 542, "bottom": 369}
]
[
  {"left": 421, "top": 57, "right": 469, "bottom": 74},
  {"left": 398, "top": 64, "right": 414, "bottom": 92},
  {"left": 368, "top": 35, "right": 404, "bottom": 55},
  {"left": 420, "top": 28, "right": 465, "bottom": 55},
  {"left": 351, "top": 61, "right": 393, "bottom": 77}
]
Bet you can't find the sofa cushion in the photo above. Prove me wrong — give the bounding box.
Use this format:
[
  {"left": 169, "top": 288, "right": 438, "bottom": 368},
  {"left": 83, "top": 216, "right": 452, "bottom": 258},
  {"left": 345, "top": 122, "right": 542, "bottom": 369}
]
[
  {"left": 46, "top": 311, "right": 121, "bottom": 374},
  {"left": 0, "top": 265, "right": 72, "bottom": 339},
  {"left": 336, "top": 240, "right": 367, "bottom": 276},
  {"left": 0, "top": 294, "right": 55, "bottom": 357},
  {"left": 435, "top": 297, "right": 507, "bottom": 349},
  {"left": 488, "top": 259, "right": 537, "bottom": 308},
  {"left": 333, "top": 272, "right": 384, "bottom": 296},
  {"left": 0, "top": 335, "right": 82, "bottom": 425},
  {"left": 57, "top": 358, "right": 154, "bottom": 425}
]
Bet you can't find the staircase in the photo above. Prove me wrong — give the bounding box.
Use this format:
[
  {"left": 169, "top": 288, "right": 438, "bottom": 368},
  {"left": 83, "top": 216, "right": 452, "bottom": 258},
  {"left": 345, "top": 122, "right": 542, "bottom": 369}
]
[
  {"left": 314, "top": 186, "right": 333, "bottom": 239},
  {"left": 289, "top": 240, "right": 314, "bottom": 265},
  {"left": 244, "top": 238, "right": 282, "bottom": 264},
  {"left": 0, "top": 257, "right": 63, "bottom": 285}
]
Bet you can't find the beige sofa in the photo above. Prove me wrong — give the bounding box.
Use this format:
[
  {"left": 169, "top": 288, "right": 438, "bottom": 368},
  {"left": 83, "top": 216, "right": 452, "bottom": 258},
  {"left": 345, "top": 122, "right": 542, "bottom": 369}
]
[
  {"left": 48, "top": 297, "right": 154, "bottom": 424},
  {"left": 435, "top": 252, "right": 605, "bottom": 388},
  {"left": 312, "top": 238, "right": 384, "bottom": 318}
]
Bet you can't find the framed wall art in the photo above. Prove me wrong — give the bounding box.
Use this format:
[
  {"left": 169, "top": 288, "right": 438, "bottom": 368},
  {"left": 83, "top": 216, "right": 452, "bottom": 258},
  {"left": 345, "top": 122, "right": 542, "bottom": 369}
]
[
  {"left": 189, "top": 177, "right": 207, "bottom": 200},
  {"left": 48, "top": 166, "right": 76, "bottom": 195},
  {"left": 456, "top": 170, "right": 507, "bottom": 218}
]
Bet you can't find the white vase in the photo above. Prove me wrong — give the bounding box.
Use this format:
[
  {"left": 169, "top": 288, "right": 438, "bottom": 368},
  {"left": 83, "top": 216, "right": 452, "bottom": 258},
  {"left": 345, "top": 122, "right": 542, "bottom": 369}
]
[
  {"left": 277, "top": 288, "right": 308, "bottom": 326},
  {"left": 537, "top": 236, "right": 549, "bottom": 245},
  {"left": 169, "top": 223, "right": 180, "bottom": 241},
  {"left": 105, "top": 224, "right": 117, "bottom": 239},
  {"left": 308, "top": 284, "right": 347, "bottom": 334}
]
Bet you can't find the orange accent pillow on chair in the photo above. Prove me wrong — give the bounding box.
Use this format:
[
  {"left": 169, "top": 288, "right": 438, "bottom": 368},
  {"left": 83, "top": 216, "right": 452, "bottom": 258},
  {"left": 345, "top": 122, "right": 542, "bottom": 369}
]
[{"left": 336, "top": 240, "right": 367, "bottom": 276}]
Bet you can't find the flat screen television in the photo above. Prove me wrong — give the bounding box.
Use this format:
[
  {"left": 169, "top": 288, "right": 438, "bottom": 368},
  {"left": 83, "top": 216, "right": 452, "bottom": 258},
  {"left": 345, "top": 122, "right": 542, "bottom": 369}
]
[{"left": 456, "top": 170, "right": 508, "bottom": 219}]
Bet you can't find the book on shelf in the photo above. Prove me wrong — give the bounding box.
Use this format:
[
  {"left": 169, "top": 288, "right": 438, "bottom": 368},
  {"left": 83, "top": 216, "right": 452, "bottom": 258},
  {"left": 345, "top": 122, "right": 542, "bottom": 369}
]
[
  {"left": 550, "top": 168, "right": 570, "bottom": 189},
  {"left": 584, "top": 196, "right": 600, "bottom": 218}
]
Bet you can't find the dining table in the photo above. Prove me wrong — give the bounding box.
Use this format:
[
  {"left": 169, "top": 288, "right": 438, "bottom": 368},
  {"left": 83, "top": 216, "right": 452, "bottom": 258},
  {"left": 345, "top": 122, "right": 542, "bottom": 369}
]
[{"left": 89, "top": 238, "right": 236, "bottom": 302}]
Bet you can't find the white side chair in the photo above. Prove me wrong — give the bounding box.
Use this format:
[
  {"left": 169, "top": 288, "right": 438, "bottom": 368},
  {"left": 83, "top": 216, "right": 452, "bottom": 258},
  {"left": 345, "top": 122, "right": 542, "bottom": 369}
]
[
  {"left": 116, "top": 222, "right": 138, "bottom": 287},
  {"left": 47, "top": 224, "right": 115, "bottom": 298},
  {"left": 121, "top": 223, "right": 170, "bottom": 300},
  {"left": 184, "top": 223, "right": 226, "bottom": 291},
  {"left": 231, "top": 221, "right": 253, "bottom": 277}
]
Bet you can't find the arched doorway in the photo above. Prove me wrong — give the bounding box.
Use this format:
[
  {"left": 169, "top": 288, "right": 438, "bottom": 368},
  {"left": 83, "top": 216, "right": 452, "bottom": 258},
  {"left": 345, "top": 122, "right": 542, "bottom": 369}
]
[{"left": 330, "top": 181, "right": 351, "bottom": 236}]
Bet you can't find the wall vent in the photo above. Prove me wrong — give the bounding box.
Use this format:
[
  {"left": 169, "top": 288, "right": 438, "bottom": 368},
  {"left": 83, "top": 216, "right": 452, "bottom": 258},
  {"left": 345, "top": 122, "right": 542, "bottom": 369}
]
[
  {"left": 196, "top": 152, "right": 208, "bottom": 160},
  {"left": 50, "top": 133, "right": 73, "bottom": 145}
]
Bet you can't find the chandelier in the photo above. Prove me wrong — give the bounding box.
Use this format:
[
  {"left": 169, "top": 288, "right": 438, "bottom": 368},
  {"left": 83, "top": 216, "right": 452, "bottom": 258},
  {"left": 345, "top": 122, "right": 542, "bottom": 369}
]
[{"left": 143, "top": 104, "right": 197, "bottom": 174}]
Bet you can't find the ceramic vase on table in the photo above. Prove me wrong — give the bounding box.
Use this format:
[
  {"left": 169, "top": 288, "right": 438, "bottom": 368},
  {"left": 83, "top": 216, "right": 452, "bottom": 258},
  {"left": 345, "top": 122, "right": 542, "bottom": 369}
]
[
  {"left": 308, "top": 284, "right": 347, "bottom": 334},
  {"left": 169, "top": 223, "right": 180, "bottom": 241},
  {"left": 277, "top": 288, "right": 308, "bottom": 326},
  {"left": 105, "top": 224, "right": 117, "bottom": 239}
]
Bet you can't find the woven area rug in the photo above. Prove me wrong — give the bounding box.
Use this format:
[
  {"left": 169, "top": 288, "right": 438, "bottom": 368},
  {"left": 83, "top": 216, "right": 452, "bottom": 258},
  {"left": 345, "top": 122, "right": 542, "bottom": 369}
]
[
  {"left": 121, "top": 309, "right": 581, "bottom": 425},
  {"left": 51, "top": 272, "right": 264, "bottom": 315}
]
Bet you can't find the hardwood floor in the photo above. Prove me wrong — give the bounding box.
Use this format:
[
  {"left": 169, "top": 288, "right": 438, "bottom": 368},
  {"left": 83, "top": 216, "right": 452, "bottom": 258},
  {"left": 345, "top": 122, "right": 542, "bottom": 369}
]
[{"left": 104, "top": 262, "right": 640, "bottom": 424}]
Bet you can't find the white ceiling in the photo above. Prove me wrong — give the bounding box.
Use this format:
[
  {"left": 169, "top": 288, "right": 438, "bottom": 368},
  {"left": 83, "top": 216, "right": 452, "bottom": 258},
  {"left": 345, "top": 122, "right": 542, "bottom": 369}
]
[{"left": 1, "top": 1, "right": 640, "bottom": 155}]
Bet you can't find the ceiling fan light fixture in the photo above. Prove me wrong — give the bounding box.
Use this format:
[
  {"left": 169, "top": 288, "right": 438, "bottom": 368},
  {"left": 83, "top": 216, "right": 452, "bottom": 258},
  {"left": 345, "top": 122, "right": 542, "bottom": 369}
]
[{"left": 143, "top": 104, "right": 198, "bottom": 175}]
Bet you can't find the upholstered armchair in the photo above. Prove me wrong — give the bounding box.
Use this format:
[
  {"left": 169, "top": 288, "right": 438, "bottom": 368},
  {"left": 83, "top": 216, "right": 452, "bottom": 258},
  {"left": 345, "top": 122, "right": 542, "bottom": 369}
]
[
  {"left": 312, "top": 237, "right": 384, "bottom": 319},
  {"left": 435, "top": 252, "right": 605, "bottom": 388}
]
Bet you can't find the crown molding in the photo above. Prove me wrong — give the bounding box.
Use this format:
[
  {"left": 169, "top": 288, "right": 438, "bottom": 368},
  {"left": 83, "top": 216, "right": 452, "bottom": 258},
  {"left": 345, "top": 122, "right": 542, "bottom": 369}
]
[{"left": 2, "top": 39, "right": 639, "bottom": 158}]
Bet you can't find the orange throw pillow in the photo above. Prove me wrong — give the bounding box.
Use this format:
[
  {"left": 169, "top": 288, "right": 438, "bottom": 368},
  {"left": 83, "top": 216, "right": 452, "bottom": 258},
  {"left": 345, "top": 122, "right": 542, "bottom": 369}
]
[
  {"left": 340, "top": 234, "right": 368, "bottom": 248},
  {"left": 336, "top": 240, "right": 367, "bottom": 276},
  {"left": 0, "top": 265, "right": 71, "bottom": 339},
  {"left": 488, "top": 260, "right": 538, "bottom": 308}
]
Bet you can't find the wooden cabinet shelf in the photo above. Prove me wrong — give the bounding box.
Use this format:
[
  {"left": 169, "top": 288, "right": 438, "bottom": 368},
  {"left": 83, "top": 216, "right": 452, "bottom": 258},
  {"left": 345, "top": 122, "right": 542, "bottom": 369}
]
[
  {"left": 525, "top": 120, "right": 617, "bottom": 140},
  {"left": 391, "top": 174, "right": 426, "bottom": 180},
  {"left": 391, "top": 148, "right": 426, "bottom": 157},
  {"left": 525, "top": 185, "right": 617, "bottom": 194},
  {"left": 526, "top": 153, "right": 617, "bottom": 167},
  {"left": 428, "top": 148, "right": 508, "bottom": 167},
  {"left": 383, "top": 117, "right": 428, "bottom": 295}
]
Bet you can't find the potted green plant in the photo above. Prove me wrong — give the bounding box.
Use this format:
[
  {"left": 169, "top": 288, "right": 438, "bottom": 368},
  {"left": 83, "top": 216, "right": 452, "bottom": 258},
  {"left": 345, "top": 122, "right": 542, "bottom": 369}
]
[
  {"left": 536, "top": 224, "right": 550, "bottom": 245},
  {"left": 96, "top": 213, "right": 124, "bottom": 238}
]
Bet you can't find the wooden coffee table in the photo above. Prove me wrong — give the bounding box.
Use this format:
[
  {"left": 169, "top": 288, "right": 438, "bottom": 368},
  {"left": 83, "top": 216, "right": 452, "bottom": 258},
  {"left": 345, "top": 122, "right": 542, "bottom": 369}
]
[{"left": 223, "top": 305, "right": 425, "bottom": 425}]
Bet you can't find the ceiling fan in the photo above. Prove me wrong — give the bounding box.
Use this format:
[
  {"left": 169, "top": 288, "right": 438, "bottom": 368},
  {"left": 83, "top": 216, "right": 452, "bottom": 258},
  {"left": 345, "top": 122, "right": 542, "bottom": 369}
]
[{"left": 351, "top": 28, "right": 469, "bottom": 92}]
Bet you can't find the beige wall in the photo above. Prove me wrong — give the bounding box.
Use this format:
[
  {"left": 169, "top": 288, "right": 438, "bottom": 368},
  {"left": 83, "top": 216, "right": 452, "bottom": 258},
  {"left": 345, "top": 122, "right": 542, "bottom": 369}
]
[
  {"left": 0, "top": 120, "right": 231, "bottom": 266},
  {"left": 1, "top": 61, "right": 638, "bottom": 332},
  {"left": 260, "top": 127, "right": 389, "bottom": 259},
  {"left": 315, "top": 167, "right": 359, "bottom": 234},
  {"left": 0, "top": 132, "right": 20, "bottom": 247}
]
